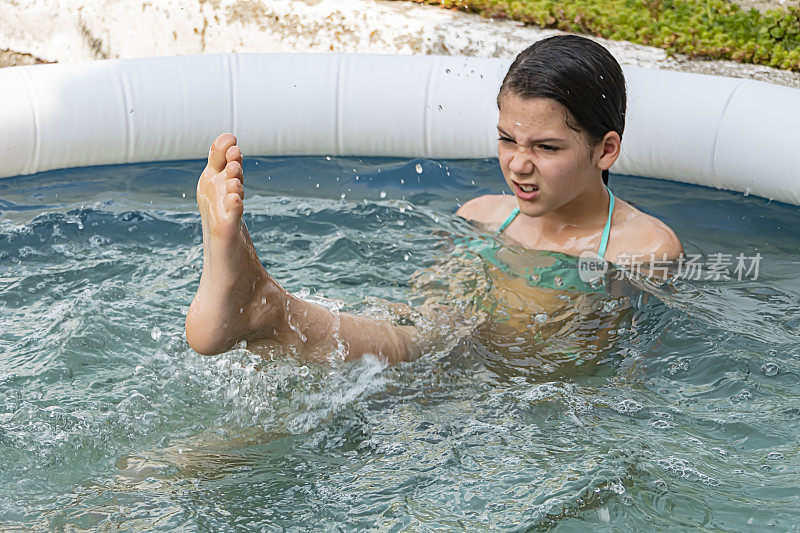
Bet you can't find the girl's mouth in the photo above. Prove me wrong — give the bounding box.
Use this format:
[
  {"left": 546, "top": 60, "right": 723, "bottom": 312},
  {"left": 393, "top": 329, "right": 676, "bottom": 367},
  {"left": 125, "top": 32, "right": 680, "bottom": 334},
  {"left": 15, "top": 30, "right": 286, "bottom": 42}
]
[{"left": 512, "top": 181, "right": 539, "bottom": 200}]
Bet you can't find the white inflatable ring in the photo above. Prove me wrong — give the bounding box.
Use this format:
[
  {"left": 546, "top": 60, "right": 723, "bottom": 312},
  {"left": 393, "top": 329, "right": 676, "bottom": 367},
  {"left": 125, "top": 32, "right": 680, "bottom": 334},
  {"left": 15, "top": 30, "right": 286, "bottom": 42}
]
[{"left": 0, "top": 53, "right": 798, "bottom": 205}]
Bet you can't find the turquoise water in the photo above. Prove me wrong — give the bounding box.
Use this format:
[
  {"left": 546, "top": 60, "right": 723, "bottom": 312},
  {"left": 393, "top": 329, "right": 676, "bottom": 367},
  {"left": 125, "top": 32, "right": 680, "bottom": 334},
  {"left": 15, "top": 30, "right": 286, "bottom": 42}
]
[{"left": 1, "top": 156, "right": 799, "bottom": 530}]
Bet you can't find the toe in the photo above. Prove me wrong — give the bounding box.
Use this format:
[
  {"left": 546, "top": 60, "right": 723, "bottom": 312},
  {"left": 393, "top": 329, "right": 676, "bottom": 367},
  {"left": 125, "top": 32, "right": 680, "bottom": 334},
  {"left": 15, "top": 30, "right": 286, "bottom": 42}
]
[
  {"left": 208, "top": 133, "right": 237, "bottom": 173},
  {"left": 226, "top": 145, "right": 242, "bottom": 165},
  {"left": 223, "top": 192, "right": 244, "bottom": 216},
  {"left": 225, "top": 161, "right": 243, "bottom": 182},
  {"left": 226, "top": 177, "right": 244, "bottom": 199},
  {"left": 226, "top": 146, "right": 244, "bottom": 184}
]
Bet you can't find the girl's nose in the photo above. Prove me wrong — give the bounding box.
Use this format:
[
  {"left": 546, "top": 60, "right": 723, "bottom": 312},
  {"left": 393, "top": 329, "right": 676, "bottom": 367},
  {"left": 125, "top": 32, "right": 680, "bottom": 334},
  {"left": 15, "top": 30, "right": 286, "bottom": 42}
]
[{"left": 509, "top": 150, "right": 533, "bottom": 176}]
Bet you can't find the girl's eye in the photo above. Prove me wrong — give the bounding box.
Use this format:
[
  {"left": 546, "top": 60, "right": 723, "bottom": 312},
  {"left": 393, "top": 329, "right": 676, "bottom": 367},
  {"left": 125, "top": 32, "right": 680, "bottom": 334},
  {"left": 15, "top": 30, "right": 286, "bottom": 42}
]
[
  {"left": 539, "top": 144, "right": 559, "bottom": 152},
  {"left": 498, "top": 137, "right": 515, "bottom": 144}
]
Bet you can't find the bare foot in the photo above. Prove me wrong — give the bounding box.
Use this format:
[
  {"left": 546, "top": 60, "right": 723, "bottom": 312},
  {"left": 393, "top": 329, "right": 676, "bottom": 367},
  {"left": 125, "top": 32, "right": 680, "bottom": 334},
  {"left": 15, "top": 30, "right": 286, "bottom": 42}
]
[
  {"left": 185, "top": 134, "right": 287, "bottom": 355},
  {"left": 185, "top": 134, "right": 421, "bottom": 362}
]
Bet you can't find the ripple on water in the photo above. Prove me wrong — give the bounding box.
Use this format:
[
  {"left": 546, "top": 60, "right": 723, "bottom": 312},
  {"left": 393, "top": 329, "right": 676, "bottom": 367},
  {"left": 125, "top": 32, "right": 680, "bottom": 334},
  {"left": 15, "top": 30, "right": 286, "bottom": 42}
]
[{"left": 3, "top": 160, "right": 800, "bottom": 530}]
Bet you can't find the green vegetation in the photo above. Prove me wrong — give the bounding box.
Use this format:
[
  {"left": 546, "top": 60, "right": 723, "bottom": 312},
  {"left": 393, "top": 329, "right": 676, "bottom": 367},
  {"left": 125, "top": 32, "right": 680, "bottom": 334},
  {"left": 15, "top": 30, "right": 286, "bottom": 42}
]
[{"left": 411, "top": 0, "right": 800, "bottom": 71}]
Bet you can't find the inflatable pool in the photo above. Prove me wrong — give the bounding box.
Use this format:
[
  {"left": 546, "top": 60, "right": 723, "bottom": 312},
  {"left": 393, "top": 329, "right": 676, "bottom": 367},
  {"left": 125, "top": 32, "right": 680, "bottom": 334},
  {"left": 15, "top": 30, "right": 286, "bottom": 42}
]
[
  {"left": 1, "top": 53, "right": 799, "bottom": 204},
  {"left": 2, "top": 53, "right": 800, "bottom": 530}
]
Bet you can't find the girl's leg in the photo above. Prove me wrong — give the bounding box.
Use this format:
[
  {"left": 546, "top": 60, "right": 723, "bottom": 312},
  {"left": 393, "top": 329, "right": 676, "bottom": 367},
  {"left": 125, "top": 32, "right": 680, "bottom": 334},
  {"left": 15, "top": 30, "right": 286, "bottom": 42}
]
[{"left": 184, "top": 134, "right": 421, "bottom": 363}]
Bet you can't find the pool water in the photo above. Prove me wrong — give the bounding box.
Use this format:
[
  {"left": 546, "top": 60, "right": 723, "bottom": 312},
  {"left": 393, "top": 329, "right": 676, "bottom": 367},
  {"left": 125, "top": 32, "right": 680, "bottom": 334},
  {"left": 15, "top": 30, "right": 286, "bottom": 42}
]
[{"left": 1, "top": 156, "right": 799, "bottom": 530}]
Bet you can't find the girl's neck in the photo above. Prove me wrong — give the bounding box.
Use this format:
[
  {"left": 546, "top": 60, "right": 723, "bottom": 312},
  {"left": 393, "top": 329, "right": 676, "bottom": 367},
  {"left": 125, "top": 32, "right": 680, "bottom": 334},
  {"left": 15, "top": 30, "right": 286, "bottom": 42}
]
[{"left": 520, "top": 181, "right": 610, "bottom": 239}]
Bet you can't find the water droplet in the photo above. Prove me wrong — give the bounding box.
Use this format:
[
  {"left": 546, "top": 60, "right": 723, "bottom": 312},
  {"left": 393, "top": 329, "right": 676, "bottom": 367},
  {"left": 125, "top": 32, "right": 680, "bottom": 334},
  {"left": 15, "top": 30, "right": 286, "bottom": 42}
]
[
  {"left": 766, "top": 349, "right": 778, "bottom": 356},
  {"left": 766, "top": 452, "right": 784, "bottom": 460},
  {"left": 668, "top": 360, "right": 690, "bottom": 375},
  {"left": 326, "top": 156, "right": 331, "bottom": 160},
  {"left": 615, "top": 398, "right": 643, "bottom": 414},
  {"left": 380, "top": 191, "right": 387, "bottom": 199},
  {"left": 602, "top": 299, "right": 620, "bottom": 313},
  {"left": 534, "top": 313, "right": 548, "bottom": 323},
  {"left": 744, "top": 187, "right": 751, "bottom": 196},
  {"left": 403, "top": 254, "right": 410, "bottom": 261},
  {"left": 150, "top": 327, "right": 162, "bottom": 341},
  {"left": 731, "top": 389, "right": 752, "bottom": 401},
  {"left": 400, "top": 179, "right": 404, "bottom": 184},
  {"left": 397, "top": 220, "right": 405, "bottom": 226},
  {"left": 415, "top": 163, "right": 423, "bottom": 174},
  {"left": 315, "top": 183, "right": 320, "bottom": 188},
  {"left": 553, "top": 276, "right": 564, "bottom": 288},
  {"left": 261, "top": 297, "right": 267, "bottom": 305},
  {"left": 602, "top": 94, "right": 606, "bottom": 99},
  {"left": 761, "top": 362, "right": 780, "bottom": 376},
  {"left": 340, "top": 193, "right": 346, "bottom": 199},
  {"left": 653, "top": 479, "right": 668, "bottom": 492},
  {"left": 651, "top": 419, "right": 674, "bottom": 430},
  {"left": 239, "top": 307, "right": 244, "bottom": 314}
]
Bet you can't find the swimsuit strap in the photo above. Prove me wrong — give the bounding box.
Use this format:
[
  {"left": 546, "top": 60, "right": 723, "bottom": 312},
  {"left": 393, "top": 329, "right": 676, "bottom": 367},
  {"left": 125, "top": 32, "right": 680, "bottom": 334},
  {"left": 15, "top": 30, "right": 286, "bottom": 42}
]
[
  {"left": 496, "top": 207, "right": 519, "bottom": 235},
  {"left": 597, "top": 187, "right": 615, "bottom": 260},
  {"left": 495, "top": 186, "right": 615, "bottom": 257}
]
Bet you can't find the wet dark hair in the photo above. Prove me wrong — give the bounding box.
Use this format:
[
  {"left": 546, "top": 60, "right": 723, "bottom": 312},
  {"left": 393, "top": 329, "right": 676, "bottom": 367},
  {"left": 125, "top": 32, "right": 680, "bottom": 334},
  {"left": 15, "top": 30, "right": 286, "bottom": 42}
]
[{"left": 497, "top": 35, "right": 626, "bottom": 185}]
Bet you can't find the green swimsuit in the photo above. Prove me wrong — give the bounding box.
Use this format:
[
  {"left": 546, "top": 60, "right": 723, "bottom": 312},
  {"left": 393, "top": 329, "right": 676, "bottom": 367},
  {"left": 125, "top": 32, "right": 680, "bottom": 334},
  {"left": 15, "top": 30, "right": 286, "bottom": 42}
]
[{"left": 463, "top": 188, "right": 615, "bottom": 293}]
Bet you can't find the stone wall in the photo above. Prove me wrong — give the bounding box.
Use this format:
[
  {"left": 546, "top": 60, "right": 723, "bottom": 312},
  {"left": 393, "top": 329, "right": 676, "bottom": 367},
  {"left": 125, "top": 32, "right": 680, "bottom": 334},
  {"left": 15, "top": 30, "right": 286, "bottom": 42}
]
[{"left": 1, "top": 0, "right": 798, "bottom": 87}]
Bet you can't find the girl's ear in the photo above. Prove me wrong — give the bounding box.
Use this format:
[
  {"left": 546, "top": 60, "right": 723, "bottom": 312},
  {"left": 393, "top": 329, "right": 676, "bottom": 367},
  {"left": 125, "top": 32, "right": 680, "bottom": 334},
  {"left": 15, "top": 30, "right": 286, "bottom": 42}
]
[{"left": 594, "top": 131, "right": 621, "bottom": 171}]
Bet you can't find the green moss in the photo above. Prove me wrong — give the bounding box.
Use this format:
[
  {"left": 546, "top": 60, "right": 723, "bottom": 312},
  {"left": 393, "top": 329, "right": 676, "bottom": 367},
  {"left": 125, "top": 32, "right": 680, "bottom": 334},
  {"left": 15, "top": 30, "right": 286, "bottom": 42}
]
[{"left": 409, "top": 0, "right": 800, "bottom": 72}]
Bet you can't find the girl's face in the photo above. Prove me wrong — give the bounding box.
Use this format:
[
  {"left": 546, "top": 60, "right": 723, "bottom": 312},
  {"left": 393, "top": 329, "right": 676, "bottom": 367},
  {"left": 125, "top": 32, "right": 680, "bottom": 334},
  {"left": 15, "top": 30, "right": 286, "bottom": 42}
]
[{"left": 497, "top": 93, "right": 607, "bottom": 219}]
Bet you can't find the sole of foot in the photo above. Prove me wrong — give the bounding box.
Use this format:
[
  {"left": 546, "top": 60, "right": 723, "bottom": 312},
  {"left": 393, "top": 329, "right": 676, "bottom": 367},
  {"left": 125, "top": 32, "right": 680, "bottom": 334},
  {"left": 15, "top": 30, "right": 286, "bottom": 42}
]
[{"left": 185, "top": 133, "right": 286, "bottom": 355}]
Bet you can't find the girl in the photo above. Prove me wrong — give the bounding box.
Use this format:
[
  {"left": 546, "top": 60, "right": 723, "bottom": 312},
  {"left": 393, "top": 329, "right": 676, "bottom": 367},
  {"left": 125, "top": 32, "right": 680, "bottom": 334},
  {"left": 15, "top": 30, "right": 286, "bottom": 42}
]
[{"left": 184, "top": 35, "right": 682, "bottom": 365}]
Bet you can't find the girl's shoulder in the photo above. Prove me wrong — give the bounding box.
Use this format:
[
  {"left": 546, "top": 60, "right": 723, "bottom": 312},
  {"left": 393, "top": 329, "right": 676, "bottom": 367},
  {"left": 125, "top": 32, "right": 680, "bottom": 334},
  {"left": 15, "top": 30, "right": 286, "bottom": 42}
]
[
  {"left": 605, "top": 199, "right": 683, "bottom": 262},
  {"left": 456, "top": 194, "right": 518, "bottom": 230}
]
